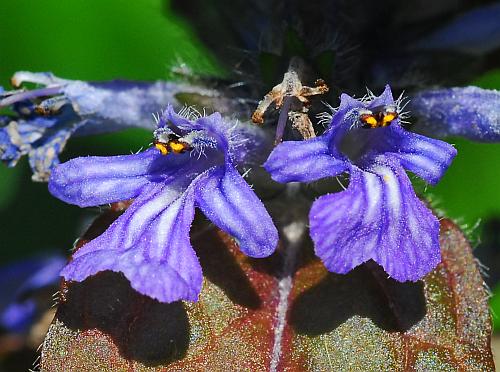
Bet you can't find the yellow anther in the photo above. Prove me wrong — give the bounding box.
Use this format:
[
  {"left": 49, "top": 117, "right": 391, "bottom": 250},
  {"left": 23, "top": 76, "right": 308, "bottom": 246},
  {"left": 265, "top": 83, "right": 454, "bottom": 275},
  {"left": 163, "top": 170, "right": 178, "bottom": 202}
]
[
  {"left": 155, "top": 142, "right": 169, "bottom": 155},
  {"left": 382, "top": 113, "right": 396, "bottom": 126},
  {"left": 169, "top": 141, "right": 187, "bottom": 154},
  {"left": 365, "top": 116, "right": 378, "bottom": 127}
]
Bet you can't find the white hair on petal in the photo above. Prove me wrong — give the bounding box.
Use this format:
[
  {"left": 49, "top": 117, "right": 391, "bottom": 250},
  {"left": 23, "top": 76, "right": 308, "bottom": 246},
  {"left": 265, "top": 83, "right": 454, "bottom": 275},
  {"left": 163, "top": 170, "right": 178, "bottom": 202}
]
[
  {"left": 346, "top": 108, "right": 363, "bottom": 130},
  {"left": 360, "top": 87, "right": 376, "bottom": 103},
  {"left": 151, "top": 112, "right": 160, "bottom": 124},
  {"left": 316, "top": 101, "right": 336, "bottom": 128},
  {"left": 227, "top": 119, "right": 249, "bottom": 150},
  {"left": 317, "top": 112, "right": 332, "bottom": 128},
  {"left": 177, "top": 105, "right": 203, "bottom": 121},
  {"left": 241, "top": 167, "right": 252, "bottom": 178},
  {"left": 395, "top": 91, "right": 411, "bottom": 124}
]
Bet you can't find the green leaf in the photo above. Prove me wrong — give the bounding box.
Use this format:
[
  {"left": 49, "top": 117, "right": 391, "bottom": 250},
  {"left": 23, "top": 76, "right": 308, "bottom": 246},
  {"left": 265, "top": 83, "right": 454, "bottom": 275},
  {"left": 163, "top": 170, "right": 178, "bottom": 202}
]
[
  {"left": 472, "top": 69, "right": 500, "bottom": 90},
  {"left": 41, "top": 207, "right": 494, "bottom": 370},
  {"left": 0, "top": 0, "right": 223, "bottom": 85}
]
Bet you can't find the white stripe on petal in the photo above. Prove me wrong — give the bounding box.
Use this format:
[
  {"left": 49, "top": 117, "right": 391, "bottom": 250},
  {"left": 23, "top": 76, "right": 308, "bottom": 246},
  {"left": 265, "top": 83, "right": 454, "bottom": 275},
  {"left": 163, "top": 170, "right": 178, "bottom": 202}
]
[
  {"left": 372, "top": 165, "right": 401, "bottom": 215},
  {"left": 310, "top": 159, "right": 440, "bottom": 282},
  {"left": 363, "top": 171, "right": 383, "bottom": 223}
]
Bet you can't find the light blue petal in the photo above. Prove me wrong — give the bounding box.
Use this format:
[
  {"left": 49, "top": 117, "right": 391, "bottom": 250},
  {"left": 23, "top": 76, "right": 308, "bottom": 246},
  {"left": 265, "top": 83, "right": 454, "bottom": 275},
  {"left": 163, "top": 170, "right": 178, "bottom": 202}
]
[{"left": 0, "top": 110, "right": 81, "bottom": 181}]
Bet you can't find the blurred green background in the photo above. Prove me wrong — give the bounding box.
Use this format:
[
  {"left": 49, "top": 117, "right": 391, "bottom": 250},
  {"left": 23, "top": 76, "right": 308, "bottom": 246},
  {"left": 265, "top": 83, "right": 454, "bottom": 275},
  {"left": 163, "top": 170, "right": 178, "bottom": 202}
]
[
  {"left": 0, "top": 0, "right": 220, "bottom": 262},
  {"left": 0, "top": 0, "right": 499, "bottom": 329}
]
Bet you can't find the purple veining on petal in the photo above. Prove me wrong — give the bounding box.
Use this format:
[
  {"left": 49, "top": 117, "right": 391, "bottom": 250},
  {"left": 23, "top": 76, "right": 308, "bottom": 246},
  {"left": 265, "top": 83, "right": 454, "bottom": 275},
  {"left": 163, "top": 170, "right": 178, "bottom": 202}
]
[
  {"left": 264, "top": 136, "right": 348, "bottom": 183},
  {"left": 195, "top": 162, "right": 278, "bottom": 258},
  {"left": 61, "top": 181, "right": 202, "bottom": 303},
  {"left": 310, "top": 159, "right": 440, "bottom": 282},
  {"left": 370, "top": 126, "right": 457, "bottom": 185},
  {"left": 49, "top": 149, "right": 172, "bottom": 207}
]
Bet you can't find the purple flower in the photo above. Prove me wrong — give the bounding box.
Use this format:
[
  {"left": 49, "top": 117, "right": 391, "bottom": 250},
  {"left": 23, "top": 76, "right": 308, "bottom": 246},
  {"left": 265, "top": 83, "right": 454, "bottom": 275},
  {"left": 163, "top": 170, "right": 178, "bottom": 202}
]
[
  {"left": 49, "top": 106, "right": 278, "bottom": 303},
  {"left": 409, "top": 86, "right": 500, "bottom": 142},
  {"left": 0, "top": 71, "right": 230, "bottom": 181},
  {"left": 0, "top": 254, "right": 65, "bottom": 333},
  {"left": 264, "top": 86, "right": 457, "bottom": 281}
]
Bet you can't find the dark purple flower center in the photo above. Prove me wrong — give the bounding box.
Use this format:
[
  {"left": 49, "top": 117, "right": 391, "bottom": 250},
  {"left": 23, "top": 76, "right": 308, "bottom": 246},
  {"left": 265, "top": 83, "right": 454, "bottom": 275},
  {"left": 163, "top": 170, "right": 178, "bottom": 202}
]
[{"left": 338, "top": 122, "right": 393, "bottom": 166}]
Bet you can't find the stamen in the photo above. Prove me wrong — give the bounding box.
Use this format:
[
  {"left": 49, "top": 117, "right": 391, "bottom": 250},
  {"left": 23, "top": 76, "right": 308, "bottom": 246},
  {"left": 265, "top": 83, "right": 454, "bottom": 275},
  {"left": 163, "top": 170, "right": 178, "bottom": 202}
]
[
  {"left": 359, "top": 106, "right": 399, "bottom": 129},
  {"left": 0, "top": 86, "right": 63, "bottom": 108},
  {"left": 169, "top": 140, "right": 189, "bottom": 154},
  {"left": 360, "top": 113, "right": 378, "bottom": 128},
  {"left": 153, "top": 129, "right": 191, "bottom": 156},
  {"left": 154, "top": 142, "right": 169, "bottom": 155},
  {"left": 382, "top": 113, "right": 396, "bottom": 126}
]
